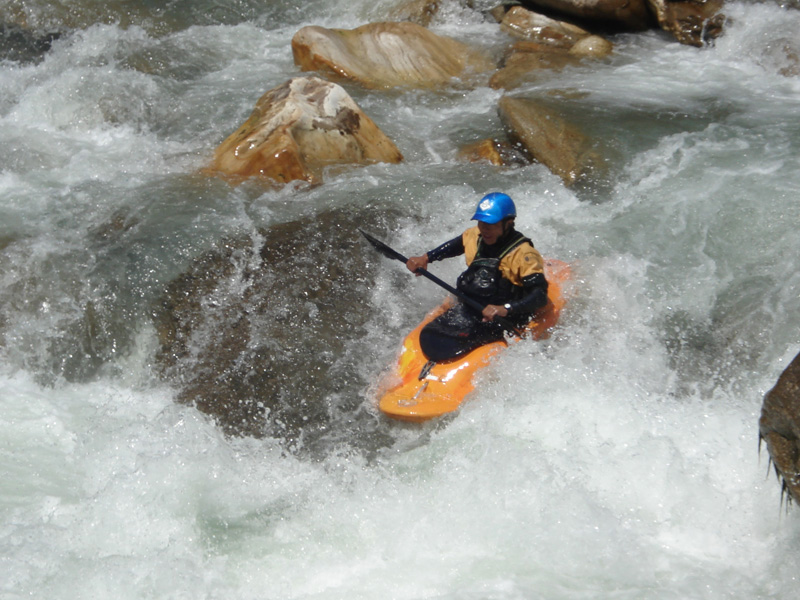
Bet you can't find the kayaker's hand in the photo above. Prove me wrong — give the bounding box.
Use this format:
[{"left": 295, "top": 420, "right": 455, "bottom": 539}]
[
  {"left": 406, "top": 254, "right": 429, "bottom": 276},
  {"left": 482, "top": 304, "right": 509, "bottom": 322}
]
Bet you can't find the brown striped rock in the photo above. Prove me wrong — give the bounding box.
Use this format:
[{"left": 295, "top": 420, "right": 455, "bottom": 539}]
[{"left": 292, "top": 21, "right": 494, "bottom": 90}]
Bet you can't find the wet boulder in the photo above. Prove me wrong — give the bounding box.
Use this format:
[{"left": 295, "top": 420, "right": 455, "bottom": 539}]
[
  {"left": 456, "top": 138, "right": 530, "bottom": 167},
  {"left": 500, "top": 6, "right": 596, "bottom": 48},
  {"left": 291, "top": 21, "right": 494, "bottom": 90},
  {"left": 515, "top": 0, "right": 725, "bottom": 45},
  {"left": 0, "top": 0, "right": 271, "bottom": 36},
  {"left": 490, "top": 7, "right": 613, "bottom": 89},
  {"left": 207, "top": 76, "right": 403, "bottom": 184},
  {"left": 491, "top": 45, "right": 583, "bottom": 89},
  {"left": 0, "top": 24, "right": 60, "bottom": 63},
  {"left": 516, "top": 0, "right": 654, "bottom": 31},
  {"left": 760, "top": 349, "right": 800, "bottom": 505},
  {"left": 388, "top": 0, "right": 443, "bottom": 26},
  {"left": 570, "top": 34, "right": 615, "bottom": 58},
  {"left": 152, "top": 207, "right": 399, "bottom": 453},
  {"left": 490, "top": 38, "right": 613, "bottom": 89},
  {"left": 761, "top": 37, "right": 800, "bottom": 78},
  {"left": 497, "top": 95, "right": 604, "bottom": 186},
  {"left": 646, "top": 0, "right": 726, "bottom": 47}
]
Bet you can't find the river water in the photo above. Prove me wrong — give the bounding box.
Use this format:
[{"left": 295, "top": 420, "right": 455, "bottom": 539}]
[{"left": 2, "top": 0, "right": 800, "bottom": 598}]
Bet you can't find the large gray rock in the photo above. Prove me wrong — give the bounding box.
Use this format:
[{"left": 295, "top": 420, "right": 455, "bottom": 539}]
[{"left": 152, "top": 207, "right": 401, "bottom": 455}]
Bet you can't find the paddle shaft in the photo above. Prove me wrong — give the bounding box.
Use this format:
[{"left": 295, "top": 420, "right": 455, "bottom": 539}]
[{"left": 360, "top": 230, "right": 522, "bottom": 337}]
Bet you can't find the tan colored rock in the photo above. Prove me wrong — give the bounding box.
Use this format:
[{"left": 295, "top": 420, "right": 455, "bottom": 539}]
[
  {"left": 497, "top": 96, "right": 602, "bottom": 186},
  {"left": 517, "top": 0, "right": 653, "bottom": 30},
  {"left": 646, "top": 0, "right": 726, "bottom": 47},
  {"left": 491, "top": 45, "right": 582, "bottom": 89},
  {"left": 490, "top": 33, "right": 613, "bottom": 90},
  {"left": 206, "top": 77, "right": 403, "bottom": 185},
  {"left": 501, "top": 6, "right": 591, "bottom": 48},
  {"left": 389, "top": 0, "right": 443, "bottom": 26},
  {"left": 458, "top": 139, "right": 505, "bottom": 166},
  {"left": 488, "top": 4, "right": 511, "bottom": 23},
  {"left": 457, "top": 138, "right": 529, "bottom": 166},
  {"left": 291, "top": 21, "right": 494, "bottom": 90},
  {"left": 760, "top": 349, "right": 800, "bottom": 505},
  {"left": 569, "top": 34, "right": 614, "bottom": 58}
]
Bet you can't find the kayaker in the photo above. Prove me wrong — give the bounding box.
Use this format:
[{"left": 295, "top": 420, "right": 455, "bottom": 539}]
[{"left": 405, "top": 192, "right": 549, "bottom": 360}]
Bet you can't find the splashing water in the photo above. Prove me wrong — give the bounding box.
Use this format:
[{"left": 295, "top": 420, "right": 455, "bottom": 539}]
[{"left": 1, "top": 1, "right": 800, "bottom": 598}]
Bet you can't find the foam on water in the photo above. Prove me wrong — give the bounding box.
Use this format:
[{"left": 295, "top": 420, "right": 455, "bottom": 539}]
[{"left": 2, "top": 1, "right": 800, "bottom": 598}]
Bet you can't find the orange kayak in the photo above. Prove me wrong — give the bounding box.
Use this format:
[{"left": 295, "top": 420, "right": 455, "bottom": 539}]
[{"left": 377, "top": 258, "right": 570, "bottom": 422}]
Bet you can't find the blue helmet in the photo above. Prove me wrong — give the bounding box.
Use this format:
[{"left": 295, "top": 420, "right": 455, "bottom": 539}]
[{"left": 471, "top": 192, "right": 516, "bottom": 224}]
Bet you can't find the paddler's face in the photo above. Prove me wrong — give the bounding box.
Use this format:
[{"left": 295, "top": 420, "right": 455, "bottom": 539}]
[{"left": 477, "top": 220, "right": 505, "bottom": 245}]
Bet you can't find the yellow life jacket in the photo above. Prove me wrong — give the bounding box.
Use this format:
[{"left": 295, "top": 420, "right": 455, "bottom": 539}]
[{"left": 461, "top": 226, "right": 544, "bottom": 287}]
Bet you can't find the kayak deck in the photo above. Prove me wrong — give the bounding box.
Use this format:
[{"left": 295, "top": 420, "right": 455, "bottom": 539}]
[{"left": 377, "top": 258, "right": 570, "bottom": 422}]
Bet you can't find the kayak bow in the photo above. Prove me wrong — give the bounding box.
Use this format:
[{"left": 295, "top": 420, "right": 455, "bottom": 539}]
[{"left": 376, "top": 258, "right": 570, "bottom": 422}]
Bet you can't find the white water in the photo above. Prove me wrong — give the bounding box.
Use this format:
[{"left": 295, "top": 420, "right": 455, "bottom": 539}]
[{"left": 2, "top": 1, "right": 800, "bottom": 598}]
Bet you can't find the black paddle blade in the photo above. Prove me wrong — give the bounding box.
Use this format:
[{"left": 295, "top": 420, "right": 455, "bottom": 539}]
[{"left": 359, "top": 229, "right": 408, "bottom": 263}]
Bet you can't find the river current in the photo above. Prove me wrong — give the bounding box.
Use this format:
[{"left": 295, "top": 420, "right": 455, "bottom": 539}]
[{"left": 1, "top": 0, "right": 800, "bottom": 598}]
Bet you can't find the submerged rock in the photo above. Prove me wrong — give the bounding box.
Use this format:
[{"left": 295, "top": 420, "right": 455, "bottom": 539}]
[
  {"left": 762, "top": 37, "right": 800, "bottom": 78},
  {"left": 0, "top": 23, "right": 59, "bottom": 63},
  {"left": 291, "top": 21, "right": 494, "bottom": 89},
  {"left": 0, "top": 0, "right": 270, "bottom": 36},
  {"left": 152, "top": 207, "right": 399, "bottom": 454},
  {"left": 760, "top": 349, "right": 800, "bottom": 505},
  {"left": 207, "top": 76, "right": 403, "bottom": 184},
  {"left": 490, "top": 38, "right": 613, "bottom": 89}
]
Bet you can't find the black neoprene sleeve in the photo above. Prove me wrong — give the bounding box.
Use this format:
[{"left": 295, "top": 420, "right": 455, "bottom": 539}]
[
  {"left": 507, "top": 273, "right": 549, "bottom": 315},
  {"left": 426, "top": 235, "right": 465, "bottom": 262}
]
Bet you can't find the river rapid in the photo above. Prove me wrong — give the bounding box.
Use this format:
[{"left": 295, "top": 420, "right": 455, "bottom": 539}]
[{"left": 2, "top": 0, "right": 800, "bottom": 598}]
